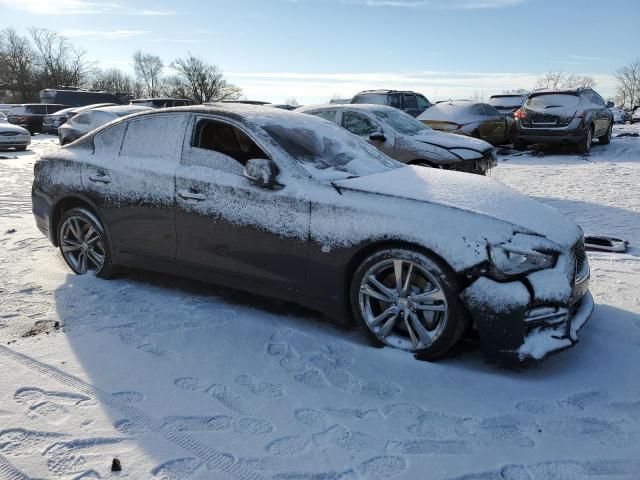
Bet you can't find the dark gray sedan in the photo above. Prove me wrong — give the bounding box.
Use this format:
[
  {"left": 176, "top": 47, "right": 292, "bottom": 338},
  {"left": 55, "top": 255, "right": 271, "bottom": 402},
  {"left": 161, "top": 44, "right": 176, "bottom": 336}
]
[{"left": 32, "top": 104, "right": 592, "bottom": 361}]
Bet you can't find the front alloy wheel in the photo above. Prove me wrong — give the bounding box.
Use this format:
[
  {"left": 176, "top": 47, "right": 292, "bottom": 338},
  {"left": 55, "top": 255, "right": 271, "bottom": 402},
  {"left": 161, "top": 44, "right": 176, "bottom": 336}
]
[{"left": 351, "top": 249, "right": 468, "bottom": 359}]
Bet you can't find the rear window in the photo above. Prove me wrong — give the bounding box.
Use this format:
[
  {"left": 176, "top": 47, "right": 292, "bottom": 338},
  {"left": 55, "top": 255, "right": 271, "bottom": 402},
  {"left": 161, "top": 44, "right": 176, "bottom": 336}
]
[
  {"left": 351, "top": 94, "right": 388, "bottom": 106},
  {"left": 484, "top": 105, "right": 502, "bottom": 117},
  {"left": 9, "top": 106, "right": 25, "bottom": 115},
  {"left": 526, "top": 94, "right": 580, "bottom": 109},
  {"left": 489, "top": 96, "right": 526, "bottom": 108}
]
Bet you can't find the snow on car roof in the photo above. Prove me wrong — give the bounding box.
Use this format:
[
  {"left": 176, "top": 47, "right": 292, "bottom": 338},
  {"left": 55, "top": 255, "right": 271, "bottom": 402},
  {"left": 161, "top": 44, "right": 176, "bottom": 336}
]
[
  {"left": 296, "top": 103, "right": 398, "bottom": 113},
  {"left": 92, "top": 105, "right": 153, "bottom": 115}
]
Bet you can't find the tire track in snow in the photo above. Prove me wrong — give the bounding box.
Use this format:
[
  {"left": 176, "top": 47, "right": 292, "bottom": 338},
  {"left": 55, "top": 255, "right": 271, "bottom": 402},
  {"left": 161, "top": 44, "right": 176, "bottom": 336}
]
[
  {"left": 0, "top": 452, "right": 38, "bottom": 480},
  {"left": 0, "top": 345, "right": 267, "bottom": 480}
]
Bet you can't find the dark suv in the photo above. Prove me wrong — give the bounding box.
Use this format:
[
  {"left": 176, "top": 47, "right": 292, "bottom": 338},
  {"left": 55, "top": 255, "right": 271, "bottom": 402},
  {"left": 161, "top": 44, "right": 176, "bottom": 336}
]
[
  {"left": 513, "top": 88, "right": 614, "bottom": 154},
  {"left": 351, "top": 90, "right": 432, "bottom": 117},
  {"left": 7, "top": 104, "right": 68, "bottom": 134}
]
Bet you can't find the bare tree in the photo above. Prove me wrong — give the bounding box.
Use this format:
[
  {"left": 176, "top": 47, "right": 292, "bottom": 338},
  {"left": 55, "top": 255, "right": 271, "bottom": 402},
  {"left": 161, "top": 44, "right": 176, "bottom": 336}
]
[
  {"left": 501, "top": 88, "right": 529, "bottom": 94},
  {"left": 614, "top": 59, "right": 640, "bottom": 108},
  {"left": 133, "top": 50, "right": 164, "bottom": 97},
  {"left": 91, "top": 67, "right": 135, "bottom": 94},
  {"left": 535, "top": 71, "right": 596, "bottom": 90},
  {"left": 0, "top": 28, "right": 40, "bottom": 101},
  {"left": 30, "top": 28, "right": 93, "bottom": 87},
  {"left": 284, "top": 97, "right": 299, "bottom": 106},
  {"left": 168, "top": 54, "right": 241, "bottom": 103}
]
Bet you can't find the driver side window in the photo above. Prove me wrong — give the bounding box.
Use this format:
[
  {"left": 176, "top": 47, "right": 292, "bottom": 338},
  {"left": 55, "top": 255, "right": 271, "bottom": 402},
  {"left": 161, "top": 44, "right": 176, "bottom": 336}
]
[
  {"left": 342, "top": 111, "right": 378, "bottom": 136},
  {"left": 194, "top": 119, "right": 267, "bottom": 166}
]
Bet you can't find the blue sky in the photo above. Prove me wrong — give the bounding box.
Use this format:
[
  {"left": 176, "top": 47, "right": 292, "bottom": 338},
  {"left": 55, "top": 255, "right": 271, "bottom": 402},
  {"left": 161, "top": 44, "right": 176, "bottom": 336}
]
[{"left": 1, "top": 0, "right": 638, "bottom": 103}]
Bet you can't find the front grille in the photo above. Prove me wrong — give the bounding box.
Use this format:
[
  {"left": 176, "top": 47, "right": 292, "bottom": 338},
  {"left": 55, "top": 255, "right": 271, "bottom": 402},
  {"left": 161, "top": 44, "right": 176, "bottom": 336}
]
[{"left": 572, "top": 238, "right": 589, "bottom": 283}]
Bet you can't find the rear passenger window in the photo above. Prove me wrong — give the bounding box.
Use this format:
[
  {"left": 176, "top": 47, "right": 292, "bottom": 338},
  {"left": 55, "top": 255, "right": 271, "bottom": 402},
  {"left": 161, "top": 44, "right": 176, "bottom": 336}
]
[
  {"left": 193, "top": 119, "right": 267, "bottom": 165},
  {"left": 121, "top": 115, "right": 186, "bottom": 158},
  {"left": 416, "top": 96, "right": 430, "bottom": 109},
  {"left": 403, "top": 94, "right": 418, "bottom": 109},
  {"left": 342, "top": 112, "right": 378, "bottom": 136},
  {"left": 388, "top": 94, "right": 401, "bottom": 109},
  {"left": 95, "top": 123, "right": 126, "bottom": 154},
  {"left": 73, "top": 113, "right": 91, "bottom": 125}
]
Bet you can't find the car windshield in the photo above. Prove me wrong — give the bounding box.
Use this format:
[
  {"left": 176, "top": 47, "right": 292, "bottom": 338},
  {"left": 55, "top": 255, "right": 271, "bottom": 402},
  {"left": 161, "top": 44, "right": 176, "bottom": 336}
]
[
  {"left": 372, "top": 108, "right": 432, "bottom": 135},
  {"left": 489, "top": 96, "right": 526, "bottom": 108},
  {"left": 351, "top": 94, "right": 387, "bottom": 105},
  {"left": 527, "top": 93, "right": 580, "bottom": 109},
  {"left": 260, "top": 119, "right": 401, "bottom": 181}
]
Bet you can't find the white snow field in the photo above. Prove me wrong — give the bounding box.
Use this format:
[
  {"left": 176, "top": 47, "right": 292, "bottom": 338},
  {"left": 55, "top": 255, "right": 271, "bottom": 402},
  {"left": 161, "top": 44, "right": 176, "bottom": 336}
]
[{"left": 0, "top": 127, "right": 639, "bottom": 480}]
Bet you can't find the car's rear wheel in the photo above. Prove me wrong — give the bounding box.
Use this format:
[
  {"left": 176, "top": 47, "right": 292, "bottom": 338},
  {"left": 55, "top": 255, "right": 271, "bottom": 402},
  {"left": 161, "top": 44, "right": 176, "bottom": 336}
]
[
  {"left": 57, "top": 208, "right": 114, "bottom": 278},
  {"left": 576, "top": 126, "right": 593, "bottom": 154},
  {"left": 15, "top": 146, "right": 27, "bottom": 151},
  {"left": 599, "top": 121, "right": 613, "bottom": 145},
  {"left": 350, "top": 248, "right": 468, "bottom": 360}
]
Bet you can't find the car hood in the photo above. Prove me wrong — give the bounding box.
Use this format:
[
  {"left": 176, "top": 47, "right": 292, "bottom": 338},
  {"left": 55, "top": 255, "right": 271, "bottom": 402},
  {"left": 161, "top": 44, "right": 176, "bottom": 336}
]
[
  {"left": 410, "top": 129, "right": 492, "bottom": 153},
  {"left": 334, "top": 165, "right": 581, "bottom": 248},
  {"left": 0, "top": 123, "right": 30, "bottom": 134}
]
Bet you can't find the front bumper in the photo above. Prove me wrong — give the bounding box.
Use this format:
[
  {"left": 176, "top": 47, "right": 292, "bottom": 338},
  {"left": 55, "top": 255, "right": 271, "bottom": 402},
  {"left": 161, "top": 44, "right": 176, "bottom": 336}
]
[
  {"left": 0, "top": 137, "right": 30, "bottom": 148},
  {"left": 460, "top": 241, "right": 593, "bottom": 361}
]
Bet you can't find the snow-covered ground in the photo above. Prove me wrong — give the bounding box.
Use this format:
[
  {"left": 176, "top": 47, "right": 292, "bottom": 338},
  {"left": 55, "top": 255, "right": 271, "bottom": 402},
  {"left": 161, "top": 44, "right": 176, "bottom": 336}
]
[{"left": 0, "top": 128, "right": 639, "bottom": 480}]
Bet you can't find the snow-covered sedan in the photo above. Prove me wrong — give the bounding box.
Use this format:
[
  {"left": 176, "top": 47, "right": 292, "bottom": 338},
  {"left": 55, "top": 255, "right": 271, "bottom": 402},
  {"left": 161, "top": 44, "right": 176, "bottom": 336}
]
[
  {"left": 32, "top": 104, "right": 593, "bottom": 361},
  {"left": 296, "top": 104, "right": 496, "bottom": 175},
  {"left": 0, "top": 116, "right": 31, "bottom": 151}
]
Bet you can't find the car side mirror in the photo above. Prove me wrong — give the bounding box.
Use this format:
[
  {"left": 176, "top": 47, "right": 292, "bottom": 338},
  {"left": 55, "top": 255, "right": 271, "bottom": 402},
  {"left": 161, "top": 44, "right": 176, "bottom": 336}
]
[
  {"left": 243, "top": 158, "right": 281, "bottom": 189},
  {"left": 369, "top": 131, "right": 386, "bottom": 142},
  {"left": 606, "top": 101, "right": 615, "bottom": 108}
]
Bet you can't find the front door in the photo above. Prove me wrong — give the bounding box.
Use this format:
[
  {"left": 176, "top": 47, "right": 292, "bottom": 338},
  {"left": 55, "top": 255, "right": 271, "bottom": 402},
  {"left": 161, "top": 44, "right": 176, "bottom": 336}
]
[
  {"left": 341, "top": 110, "right": 396, "bottom": 158},
  {"left": 175, "top": 116, "right": 310, "bottom": 290}
]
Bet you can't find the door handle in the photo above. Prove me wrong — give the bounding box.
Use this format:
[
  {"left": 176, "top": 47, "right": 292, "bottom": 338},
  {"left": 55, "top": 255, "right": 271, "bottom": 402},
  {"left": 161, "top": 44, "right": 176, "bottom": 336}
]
[
  {"left": 89, "top": 173, "right": 111, "bottom": 184},
  {"left": 177, "top": 190, "right": 206, "bottom": 201}
]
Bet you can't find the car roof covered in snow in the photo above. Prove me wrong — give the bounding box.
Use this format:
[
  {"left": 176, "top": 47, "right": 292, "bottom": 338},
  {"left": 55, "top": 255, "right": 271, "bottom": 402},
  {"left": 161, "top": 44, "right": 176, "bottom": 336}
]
[
  {"left": 89, "top": 105, "right": 154, "bottom": 116},
  {"left": 417, "top": 101, "right": 486, "bottom": 123},
  {"left": 296, "top": 103, "right": 399, "bottom": 113}
]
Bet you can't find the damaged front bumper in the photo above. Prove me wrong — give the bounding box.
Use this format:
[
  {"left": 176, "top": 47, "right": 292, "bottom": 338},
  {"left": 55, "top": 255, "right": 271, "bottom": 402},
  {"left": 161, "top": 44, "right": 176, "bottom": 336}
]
[{"left": 460, "top": 243, "right": 593, "bottom": 362}]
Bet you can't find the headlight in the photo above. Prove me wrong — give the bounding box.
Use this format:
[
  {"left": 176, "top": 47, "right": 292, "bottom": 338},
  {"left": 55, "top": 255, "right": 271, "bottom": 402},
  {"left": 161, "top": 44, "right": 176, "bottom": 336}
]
[{"left": 489, "top": 244, "right": 556, "bottom": 277}]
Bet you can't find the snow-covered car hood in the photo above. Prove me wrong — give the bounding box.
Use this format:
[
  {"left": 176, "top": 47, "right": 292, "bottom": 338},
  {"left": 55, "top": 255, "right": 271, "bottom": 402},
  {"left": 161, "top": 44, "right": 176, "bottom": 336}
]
[
  {"left": 0, "top": 123, "right": 30, "bottom": 135},
  {"left": 410, "top": 129, "right": 492, "bottom": 153},
  {"left": 334, "top": 165, "right": 582, "bottom": 248}
]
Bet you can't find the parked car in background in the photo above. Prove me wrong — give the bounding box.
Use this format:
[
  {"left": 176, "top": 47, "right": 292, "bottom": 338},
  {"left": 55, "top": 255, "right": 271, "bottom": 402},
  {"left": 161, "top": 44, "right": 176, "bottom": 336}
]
[
  {"left": 270, "top": 104, "right": 301, "bottom": 111},
  {"left": 488, "top": 94, "right": 528, "bottom": 117},
  {"left": 0, "top": 104, "right": 14, "bottom": 115},
  {"left": 609, "top": 107, "right": 629, "bottom": 124},
  {"left": 351, "top": 90, "right": 432, "bottom": 117},
  {"left": 631, "top": 107, "right": 640, "bottom": 124},
  {"left": 0, "top": 112, "right": 7, "bottom": 123},
  {"left": 7, "top": 104, "right": 68, "bottom": 134},
  {"left": 43, "top": 103, "right": 118, "bottom": 134},
  {"left": 0, "top": 121, "right": 31, "bottom": 151},
  {"left": 40, "top": 89, "right": 125, "bottom": 107},
  {"left": 130, "top": 98, "right": 197, "bottom": 108},
  {"left": 58, "top": 105, "right": 152, "bottom": 145},
  {"left": 31, "top": 103, "right": 592, "bottom": 361},
  {"left": 296, "top": 104, "right": 496, "bottom": 175},
  {"left": 513, "top": 87, "right": 614, "bottom": 154},
  {"left": 417, "top": 101, "right": 515, "bottom": 146}
]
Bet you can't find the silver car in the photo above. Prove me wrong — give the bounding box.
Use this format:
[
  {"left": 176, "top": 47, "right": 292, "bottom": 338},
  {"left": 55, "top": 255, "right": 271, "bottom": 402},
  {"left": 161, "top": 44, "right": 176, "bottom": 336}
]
[
  {"left": 58, "top": 105, "right": 152, "bottom": 145},
  {"left": 296, "top": 104, "right": 496, "bottom": 175},
  {"left": 0, "top": 114, "right": 31, "bottom": 151}
]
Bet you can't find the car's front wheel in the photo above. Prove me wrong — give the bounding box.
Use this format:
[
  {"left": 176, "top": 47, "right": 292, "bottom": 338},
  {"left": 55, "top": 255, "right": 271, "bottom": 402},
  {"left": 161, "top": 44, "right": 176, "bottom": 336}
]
[
  {"left": 57, "top": 208, "right": 114, "bottom": 278},
  {"left": 599, "top": 121, "right": 613, "bottom": 145},
  {"left": 350, "top": 248, "right": 468, "bottom": 360}
]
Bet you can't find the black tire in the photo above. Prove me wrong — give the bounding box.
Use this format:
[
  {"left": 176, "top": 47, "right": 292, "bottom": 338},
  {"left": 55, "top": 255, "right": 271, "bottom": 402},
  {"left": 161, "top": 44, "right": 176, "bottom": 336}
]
[
  {"left": 15, "top": 146, "right": 27, "bottom": 151},
  {"left": 576, "top": 126, "right": 593, "bottom": 154},
  {"left": 512, "top": 138, "right": 526, "bottom": 151},
  {"left": 57, "top": 207, "right": 116, "bottom": 278},
  {"left": 599, "top": 121, "right": 613, "bottom": 145},
  {"left": 350, "top": 248, "right": 469, "bottom": 360}
]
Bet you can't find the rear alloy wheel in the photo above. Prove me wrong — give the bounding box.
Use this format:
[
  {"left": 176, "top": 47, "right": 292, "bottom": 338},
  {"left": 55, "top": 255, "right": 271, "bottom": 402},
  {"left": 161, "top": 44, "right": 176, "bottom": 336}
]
[
  {"left": 577, "top": 126, "right": 593, "bottom": 154},
  {"left": 599, "top": 121, "right": 613, "bottom": 145},
  {"left": 57, "top": 208, "right": 114, "bottom": 278},
  {"left": 351, "top": 248, "right": 468, "bottom": 359}
]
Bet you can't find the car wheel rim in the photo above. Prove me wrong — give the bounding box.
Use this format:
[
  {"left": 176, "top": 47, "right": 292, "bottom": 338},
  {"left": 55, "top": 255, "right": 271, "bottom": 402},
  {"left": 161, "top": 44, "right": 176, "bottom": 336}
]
[
  {"left": 60, "top": 216, "right": 105, "bottom": 274},
  {"left": 358, "top": 259, "right": 449, "bottom": 351}
]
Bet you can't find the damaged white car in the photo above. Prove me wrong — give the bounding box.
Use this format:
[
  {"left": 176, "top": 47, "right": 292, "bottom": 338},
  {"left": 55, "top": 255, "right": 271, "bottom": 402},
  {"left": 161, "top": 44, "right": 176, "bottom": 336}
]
[{"left": 32, "top": 104, "right": 592, "bottom": 361}]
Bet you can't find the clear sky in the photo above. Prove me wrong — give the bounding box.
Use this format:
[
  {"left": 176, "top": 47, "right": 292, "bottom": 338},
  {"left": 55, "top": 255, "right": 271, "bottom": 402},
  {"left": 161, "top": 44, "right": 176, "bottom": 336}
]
[{"left": 1, "top": 0, "right": 638, "bottom": 103}]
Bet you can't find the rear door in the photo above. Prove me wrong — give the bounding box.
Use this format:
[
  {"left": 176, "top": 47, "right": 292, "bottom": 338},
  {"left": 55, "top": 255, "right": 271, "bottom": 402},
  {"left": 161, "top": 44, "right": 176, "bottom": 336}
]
[
  {"left": 174, "top": 115, "right": 310, "bottom": 289},
  {"left": 402, "top": 94, "right": 420, "bottom": 117},
  {"left": 81, "top": 114, "right": 188, "bottom": 260}
]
